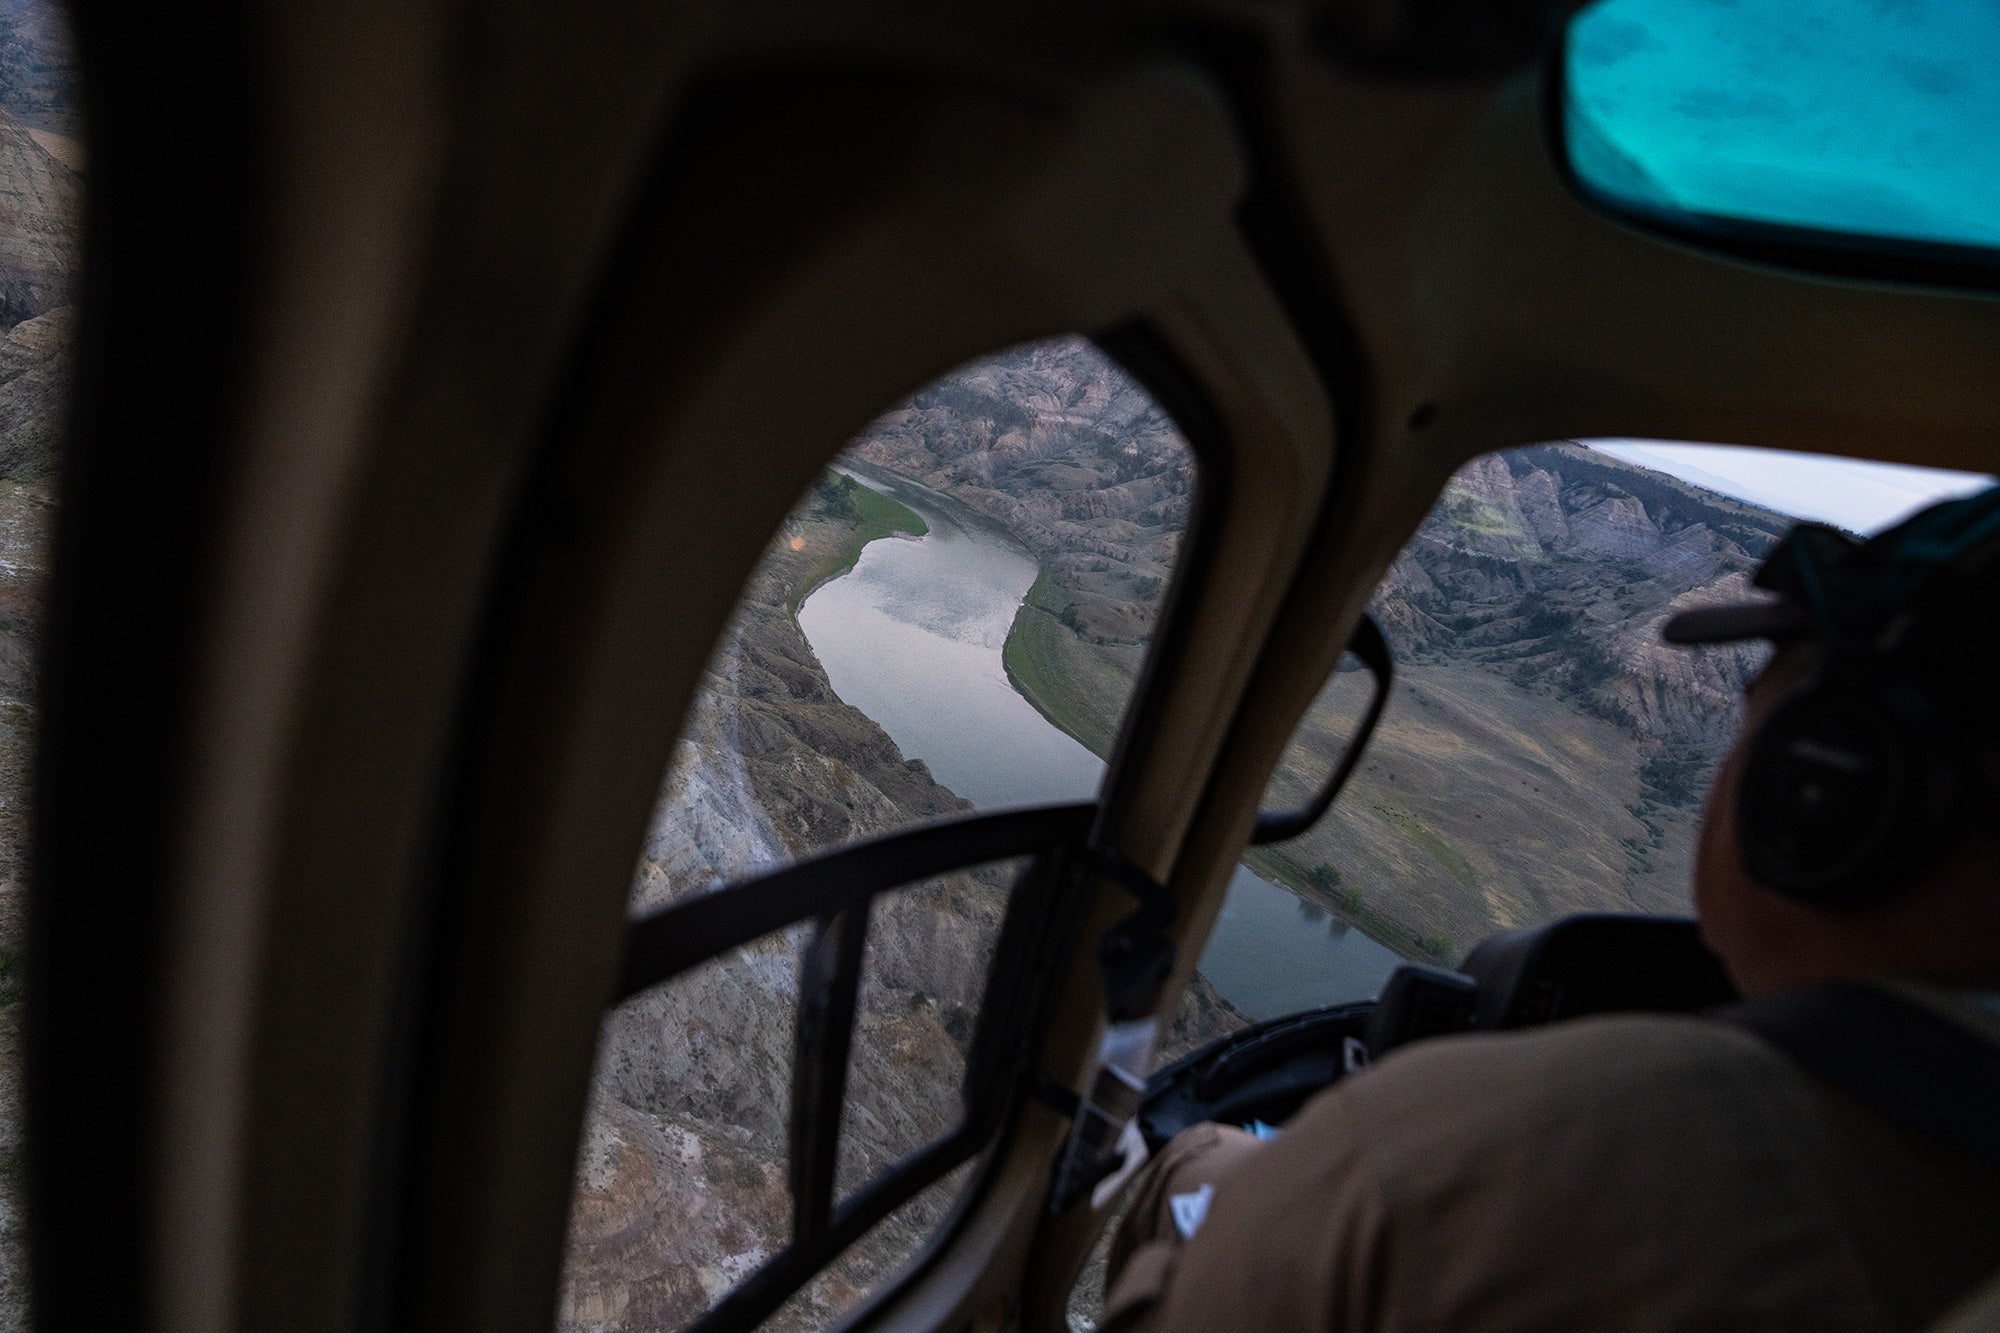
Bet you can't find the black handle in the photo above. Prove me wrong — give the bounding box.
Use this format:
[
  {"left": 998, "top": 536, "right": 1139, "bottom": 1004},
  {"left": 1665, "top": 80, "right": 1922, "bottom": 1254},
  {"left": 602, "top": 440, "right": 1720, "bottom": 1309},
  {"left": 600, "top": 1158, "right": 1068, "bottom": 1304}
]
[{"left": 1251, "top": 612, "right": 1394, "bottom": 845}]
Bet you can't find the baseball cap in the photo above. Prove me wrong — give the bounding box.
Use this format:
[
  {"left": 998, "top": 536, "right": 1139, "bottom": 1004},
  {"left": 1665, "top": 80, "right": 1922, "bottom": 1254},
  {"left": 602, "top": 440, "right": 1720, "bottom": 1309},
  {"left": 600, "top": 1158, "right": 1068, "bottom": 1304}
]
[{"left": 1663, "top": 483, "right": 2000, "bottom": 655}]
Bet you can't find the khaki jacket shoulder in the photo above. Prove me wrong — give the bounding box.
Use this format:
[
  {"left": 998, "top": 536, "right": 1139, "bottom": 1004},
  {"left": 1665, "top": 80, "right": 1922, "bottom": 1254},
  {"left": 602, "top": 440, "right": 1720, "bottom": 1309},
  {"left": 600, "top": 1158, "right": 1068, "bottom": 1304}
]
[{"left": 1105, "top": 1002, "right": 2000, "bottom": 1333}]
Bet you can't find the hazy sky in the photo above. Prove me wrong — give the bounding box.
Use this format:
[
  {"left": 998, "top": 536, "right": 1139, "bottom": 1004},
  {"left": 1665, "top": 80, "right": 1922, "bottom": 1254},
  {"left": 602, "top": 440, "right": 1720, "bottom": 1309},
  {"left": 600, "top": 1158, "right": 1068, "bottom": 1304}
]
[{"left": 1589, "top": 440, "right": 1993, "bottom": 534}]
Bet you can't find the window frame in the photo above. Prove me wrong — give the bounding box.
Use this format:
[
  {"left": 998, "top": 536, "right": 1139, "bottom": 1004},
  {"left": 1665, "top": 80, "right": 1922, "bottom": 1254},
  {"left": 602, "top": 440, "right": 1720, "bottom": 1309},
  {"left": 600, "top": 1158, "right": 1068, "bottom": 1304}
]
[{"left": 593, "top": 327, "right": 1235, "bottom": 1332}]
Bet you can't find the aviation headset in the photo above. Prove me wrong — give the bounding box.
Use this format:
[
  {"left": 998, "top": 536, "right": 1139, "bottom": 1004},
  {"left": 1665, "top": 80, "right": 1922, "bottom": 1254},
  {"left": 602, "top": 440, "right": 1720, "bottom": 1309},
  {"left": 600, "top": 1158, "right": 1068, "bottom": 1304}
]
[{"left": 1668, "top": 486, "right": 2000, "bottom": 909}]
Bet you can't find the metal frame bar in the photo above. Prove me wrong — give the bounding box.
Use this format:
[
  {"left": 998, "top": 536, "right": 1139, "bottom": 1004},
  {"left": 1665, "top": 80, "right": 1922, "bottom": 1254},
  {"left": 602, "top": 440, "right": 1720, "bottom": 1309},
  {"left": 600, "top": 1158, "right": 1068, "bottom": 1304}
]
[
  {"left": 617, "top": 802, "right": 1094, "bottom": 1002},
  {"left": 612, "top": 803, "right": 1096, "bottom": 1333},
  {"left": 791, "top": 900, "right": 871, "bottom": 1244}
]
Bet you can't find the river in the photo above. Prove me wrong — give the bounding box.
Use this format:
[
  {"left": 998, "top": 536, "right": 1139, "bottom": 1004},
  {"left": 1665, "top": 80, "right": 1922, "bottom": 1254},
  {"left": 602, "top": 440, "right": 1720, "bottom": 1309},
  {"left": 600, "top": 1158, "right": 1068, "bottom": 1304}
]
[{"left": 797, "top": 464, "right": 1403, "bottom": 1021}]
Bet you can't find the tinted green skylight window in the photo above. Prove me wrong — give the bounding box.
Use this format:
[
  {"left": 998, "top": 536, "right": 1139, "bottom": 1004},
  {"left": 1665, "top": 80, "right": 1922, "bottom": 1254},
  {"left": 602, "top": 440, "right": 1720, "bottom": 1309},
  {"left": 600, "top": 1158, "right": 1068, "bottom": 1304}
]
[{"left": 1563, "top": 0, "right": 2000, "bottom": 257}]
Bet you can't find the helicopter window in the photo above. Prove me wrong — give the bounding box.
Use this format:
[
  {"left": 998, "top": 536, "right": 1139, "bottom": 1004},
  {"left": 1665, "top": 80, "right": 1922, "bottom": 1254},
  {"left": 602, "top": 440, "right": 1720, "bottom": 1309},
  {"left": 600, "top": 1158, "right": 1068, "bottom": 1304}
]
[
  {"left": 1187, "top": 441, "right": 1992, "bottom": 1045},
  {"left": 1561, "top": 0, "right": 2000, "bottom": 278},
  {"left": 0, "top": 0, "right": 79, "bottom": 1322},
  {"left": 578, "top": 338, "right": 1198, "bottom": 1330}
]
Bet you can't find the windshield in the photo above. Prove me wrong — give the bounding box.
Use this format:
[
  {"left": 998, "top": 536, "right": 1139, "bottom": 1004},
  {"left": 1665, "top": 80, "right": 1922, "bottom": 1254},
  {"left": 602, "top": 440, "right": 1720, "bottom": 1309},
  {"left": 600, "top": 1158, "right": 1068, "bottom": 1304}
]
[{"left": 1192, "top": 442, "right": 1992, "bottom": 1040}]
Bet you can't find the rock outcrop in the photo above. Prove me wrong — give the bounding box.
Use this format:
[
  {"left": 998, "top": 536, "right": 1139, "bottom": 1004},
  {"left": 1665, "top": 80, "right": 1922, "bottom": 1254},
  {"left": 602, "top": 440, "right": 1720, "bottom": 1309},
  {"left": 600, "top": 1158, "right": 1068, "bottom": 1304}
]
[
  {"left": 0, "top": 108, "right": 73, "bottom": 326},
  {"left": 1377, "top": 442, "right": 1784, "bottom": 762},
  {"left": 0, "top": 0, "right": 75, "bottom": 134},
  {"left": 0, "top": 302, "right": 71, "bottom": 478}
]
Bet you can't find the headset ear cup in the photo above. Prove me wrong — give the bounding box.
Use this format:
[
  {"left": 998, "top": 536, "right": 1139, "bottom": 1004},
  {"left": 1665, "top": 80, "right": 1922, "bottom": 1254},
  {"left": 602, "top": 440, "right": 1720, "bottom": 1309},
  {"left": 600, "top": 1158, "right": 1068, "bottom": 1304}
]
[{"left": 1736, "top": 689, "right": 1926, "bottom": 907}]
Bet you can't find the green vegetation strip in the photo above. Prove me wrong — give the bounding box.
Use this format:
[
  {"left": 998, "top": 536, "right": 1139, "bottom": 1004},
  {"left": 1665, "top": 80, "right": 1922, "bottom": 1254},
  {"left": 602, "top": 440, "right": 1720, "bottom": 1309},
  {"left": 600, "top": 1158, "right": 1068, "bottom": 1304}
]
[
  {"left": 1243, "top": 845, "right": 1446, "bottom": 963},
  {"left": 786, "top": 482, "right": 929, "bottom": 614},
  {"left": 1004, "top": 608, "right": 1108, "bottom": 756},
  {"left": 1001, "top": 566, "right": 1130, "bottom": 760}
]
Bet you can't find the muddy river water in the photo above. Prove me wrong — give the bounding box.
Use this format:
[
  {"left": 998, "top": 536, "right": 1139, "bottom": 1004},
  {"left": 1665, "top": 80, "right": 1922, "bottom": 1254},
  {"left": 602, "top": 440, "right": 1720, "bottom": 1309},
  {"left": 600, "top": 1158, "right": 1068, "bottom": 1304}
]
[{"left": 798, "top": 465, "right": 1402, "bottom": 1022}]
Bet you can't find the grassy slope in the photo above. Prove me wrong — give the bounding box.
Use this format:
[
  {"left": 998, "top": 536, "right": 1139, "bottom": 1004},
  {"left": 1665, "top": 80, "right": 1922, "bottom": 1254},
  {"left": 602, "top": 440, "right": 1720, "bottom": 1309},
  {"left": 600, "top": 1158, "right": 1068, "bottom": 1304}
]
[
  {"left": 1249, "top": 661, "right": 1693, "bottom": 962},
  {"left": 991, "top": 449, "right": 1750, "bottom": 967},
  {"left": 1001, "top": 610, "right": 1698, "bottom": 964},
  {"left": 990, "top": 563, "right": 1444, "bottom": 952},
  {"left": 992, "top": 568, "right": 1421, "bottom": 946},
  {"left": 1000, "top": 567, "right": 1133, "bottom": 759},
  {"left": 785, "top": 483, "right": 928, "bottom": 615}
]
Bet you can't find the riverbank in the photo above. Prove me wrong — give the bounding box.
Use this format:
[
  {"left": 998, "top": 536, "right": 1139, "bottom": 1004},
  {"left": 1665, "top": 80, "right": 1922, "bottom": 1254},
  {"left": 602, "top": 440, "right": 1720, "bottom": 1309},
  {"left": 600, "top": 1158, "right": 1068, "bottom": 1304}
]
[
  {"left": 999, "top": 566, "right": 1129, "bottom": 760},
  {"left": 996, "top": 556, "right": 1428, "bottom": 965},
  {"left": 789, "top": 458, "right": 1399, "bottom": 1016},
  {"left": 1241, "top": 842, "right": 1450, "bottom": 964},
  {"left": 784, "top": 476, "right": 928, "bottom": 615}
]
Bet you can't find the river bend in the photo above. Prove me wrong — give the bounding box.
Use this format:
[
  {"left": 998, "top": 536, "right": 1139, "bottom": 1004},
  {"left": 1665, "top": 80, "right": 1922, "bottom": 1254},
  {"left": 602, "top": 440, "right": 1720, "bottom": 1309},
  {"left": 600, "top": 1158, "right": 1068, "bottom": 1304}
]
[{"left": 798, "top": 465, "right": 1401, "bottom": 1021}]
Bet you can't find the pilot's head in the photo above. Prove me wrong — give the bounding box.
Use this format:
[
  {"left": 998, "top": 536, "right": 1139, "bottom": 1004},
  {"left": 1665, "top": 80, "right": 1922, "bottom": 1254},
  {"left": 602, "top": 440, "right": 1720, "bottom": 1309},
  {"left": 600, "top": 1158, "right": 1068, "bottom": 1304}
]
[{"left": 1664, "top": 485, "right": 2000, "bottom": 996}]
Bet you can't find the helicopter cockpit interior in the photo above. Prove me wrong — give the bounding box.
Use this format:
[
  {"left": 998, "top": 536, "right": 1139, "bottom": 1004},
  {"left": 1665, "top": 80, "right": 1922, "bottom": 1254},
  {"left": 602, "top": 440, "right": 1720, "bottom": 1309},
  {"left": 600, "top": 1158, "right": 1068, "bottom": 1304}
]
[{"left": 9, "top": 0, "right": 2000, "bottom": 1329}]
